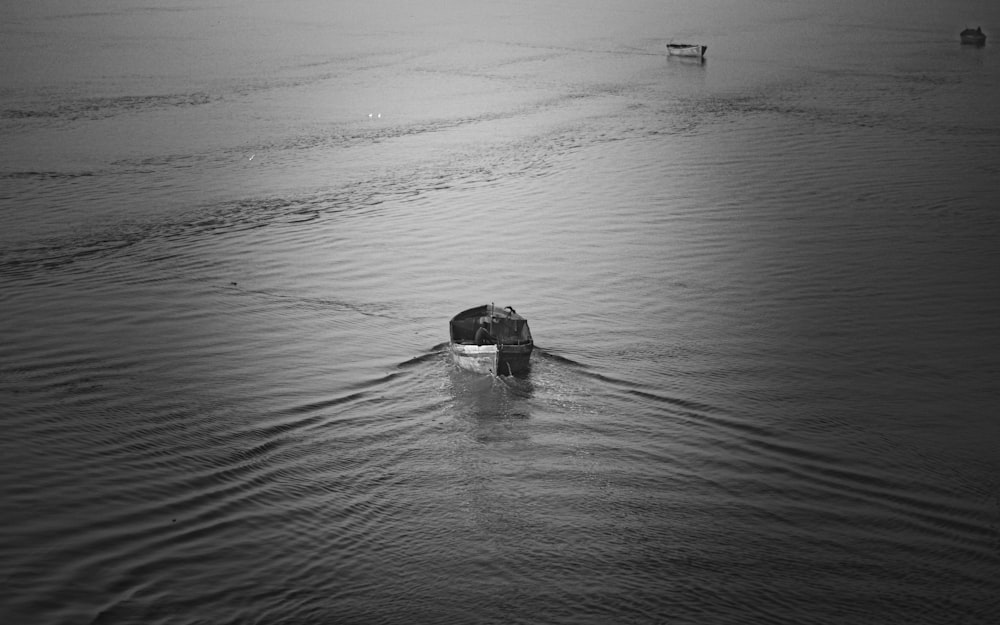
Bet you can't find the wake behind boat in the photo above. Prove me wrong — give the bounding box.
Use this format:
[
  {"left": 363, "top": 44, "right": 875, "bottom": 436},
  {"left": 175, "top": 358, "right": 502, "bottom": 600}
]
[
  {"left": 449, "top": 304, "right": 533, "bottom": 376},
  {"left": 667, "top": 43, "right": 707, "bottom": 58}
]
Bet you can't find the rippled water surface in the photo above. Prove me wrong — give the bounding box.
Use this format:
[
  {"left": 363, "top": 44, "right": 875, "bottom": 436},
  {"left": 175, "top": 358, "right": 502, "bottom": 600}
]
[{"left": 3, "top": 1, "right": 1000, "bottom": 623}]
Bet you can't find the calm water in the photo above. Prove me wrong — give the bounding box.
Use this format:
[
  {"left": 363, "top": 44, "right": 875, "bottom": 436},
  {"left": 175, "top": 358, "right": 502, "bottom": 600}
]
[{"left": 3, "top": 1, "right": 999, "bottom": 623}]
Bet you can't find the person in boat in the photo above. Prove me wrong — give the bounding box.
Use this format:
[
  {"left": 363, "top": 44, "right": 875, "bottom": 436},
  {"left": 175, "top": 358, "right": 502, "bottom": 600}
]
[{"left": 474, "top": 317, "right": 496, "bottom": 345}]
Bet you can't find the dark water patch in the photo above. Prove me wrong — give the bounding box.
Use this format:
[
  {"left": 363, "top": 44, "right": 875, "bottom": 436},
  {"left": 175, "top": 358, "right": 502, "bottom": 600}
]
[
  {"left": 37, "top": 4, "right": 202, "bottom": 21},
  {"left": 2, "top": 91, "right": 217, "bottom": 126},
  {"left": 1, "top": 170, "right": 96, "bottom": 180},
  {"left": 0, "top": 234, "right": 145, "bottom": 278},
  {"left": 109, "top": 151, "right": 217, "bottom": 173},
  {"left": 1, "top": 108, "right": 61, "bottom": 120}
]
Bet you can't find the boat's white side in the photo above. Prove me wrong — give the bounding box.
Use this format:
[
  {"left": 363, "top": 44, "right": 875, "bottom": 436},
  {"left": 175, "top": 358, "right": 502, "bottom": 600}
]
[
  {"left": 667, "top": 44, "right": 706, "bottom": 58},
  {"left": 450, "top": 343, "right": 498, "bottom": 375}
]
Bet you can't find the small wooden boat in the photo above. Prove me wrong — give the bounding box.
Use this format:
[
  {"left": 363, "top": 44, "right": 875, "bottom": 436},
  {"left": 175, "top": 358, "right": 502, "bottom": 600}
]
[
  {"left": 960, "top": 27, "right": 986, "bottom": 46},
  {"left": 667, "top": 43, "right": 707, "bottom": 58},
  {"left": 449, "top": 304, "right": 533, "bottom": 376}
]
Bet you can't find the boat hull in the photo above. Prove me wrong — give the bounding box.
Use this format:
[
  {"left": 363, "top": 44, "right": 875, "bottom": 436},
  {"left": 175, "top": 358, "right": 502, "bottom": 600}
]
[
  {"left": 667, "top": 44, "right": 707, "bottom": 58},
  {"left": 448, "top": 304, "right": 534, "bottom": 376},
  {"left": 961, "top": 29, "right": 987, "bottom": 46},
  {"left": 449, "top": 342, "right": 533, "bottom": 376}
]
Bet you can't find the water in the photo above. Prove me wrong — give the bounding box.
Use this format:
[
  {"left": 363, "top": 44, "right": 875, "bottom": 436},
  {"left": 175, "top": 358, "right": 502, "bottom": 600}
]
[{"left": 3, "top": 1, "right": 999, "bottom": 623}]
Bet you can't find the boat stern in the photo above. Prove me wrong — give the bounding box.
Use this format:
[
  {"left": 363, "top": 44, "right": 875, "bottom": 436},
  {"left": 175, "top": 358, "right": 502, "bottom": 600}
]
[
  {"left": 497, "top": 343, "right": 533, "bottom": 376},
  {"left": 448, "top": 304, "right": 534, "bottom": 376}
]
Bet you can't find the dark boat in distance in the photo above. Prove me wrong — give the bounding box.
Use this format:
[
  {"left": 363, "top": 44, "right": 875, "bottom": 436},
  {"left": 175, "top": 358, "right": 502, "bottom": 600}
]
[
  {"left": 961, "top": 27, "right": 986, "bottom": 46},
  {"left": 449, "top": 304, "right": 533, "bottom": 376}
]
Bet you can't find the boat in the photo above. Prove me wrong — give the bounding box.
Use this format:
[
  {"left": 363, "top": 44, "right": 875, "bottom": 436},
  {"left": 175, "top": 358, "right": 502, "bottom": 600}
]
[
  {"left": 667, "top": 43, "right": 707, "bottom": 58},
  {"left": 961, "top": 27, "right": 987, "bottom": 46},
  {"left": 448, "top": 304, "right": 533, "bottom": 376}
]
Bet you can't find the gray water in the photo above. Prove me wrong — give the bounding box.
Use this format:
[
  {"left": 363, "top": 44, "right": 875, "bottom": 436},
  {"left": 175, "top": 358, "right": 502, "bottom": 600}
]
[{"left": 3, "top": 1, "right": 1000, "bottom": 623}]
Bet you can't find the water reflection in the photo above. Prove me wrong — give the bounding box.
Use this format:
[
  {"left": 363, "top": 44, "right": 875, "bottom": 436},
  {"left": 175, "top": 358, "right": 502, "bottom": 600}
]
[{"left": 667, "top": 55, "right": 707, "bottom": 67}]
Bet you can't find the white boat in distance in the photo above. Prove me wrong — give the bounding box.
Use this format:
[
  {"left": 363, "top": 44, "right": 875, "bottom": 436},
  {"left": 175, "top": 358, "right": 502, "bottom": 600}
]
[
  {"left": 448, "top": 304, "right": 533, "bottom": 376},
  {"left": 666, "top": 43, "right": 707, "bottom": 58}
]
